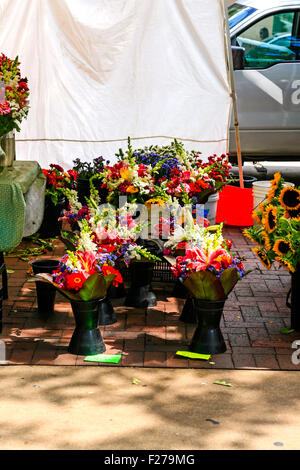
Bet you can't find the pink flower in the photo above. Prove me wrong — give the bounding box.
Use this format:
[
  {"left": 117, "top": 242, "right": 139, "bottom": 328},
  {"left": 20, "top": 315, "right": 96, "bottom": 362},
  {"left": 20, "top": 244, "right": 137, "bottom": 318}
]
[{"left": 0, "top": 101, "right": 11, "bottom": 115}]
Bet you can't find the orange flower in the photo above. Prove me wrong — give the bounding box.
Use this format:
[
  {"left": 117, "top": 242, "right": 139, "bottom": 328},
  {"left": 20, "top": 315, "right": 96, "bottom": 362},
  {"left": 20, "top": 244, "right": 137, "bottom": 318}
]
[{"left": 126, "top": 185, "right": 138, "bottom": 194}]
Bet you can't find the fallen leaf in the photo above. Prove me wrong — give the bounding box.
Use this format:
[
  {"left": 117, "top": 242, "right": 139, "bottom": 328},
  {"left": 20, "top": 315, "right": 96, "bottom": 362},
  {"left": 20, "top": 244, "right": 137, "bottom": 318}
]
[
  {"left": 132, "top": 378, "right": 140, "bottom": 385},
  {"left": 280, "top": 328, "right": 295, "bottom": 334},
  {"left": 7, "top": 269, "right": 14, "bottom": 274},
  {"left": 274, "top": 442, "right": 284, "bottom": 447},
  {"left": 206, "top": 418, "right": 220, "bottom": 425},
  {"left": 214, "top": 380, "right": 232, "bottom": 387}
]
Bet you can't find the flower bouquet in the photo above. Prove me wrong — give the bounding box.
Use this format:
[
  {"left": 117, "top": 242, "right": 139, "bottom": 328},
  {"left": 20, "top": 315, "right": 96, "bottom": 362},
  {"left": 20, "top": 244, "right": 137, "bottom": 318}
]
[
  {"left": 243, "top": 172, "right": 300, "bottom": 273},
  {"left": 43, "top": 164, "right": 77, "bottom": 206},
  {"left": 0, "top": 53, "right": 29, "bottom": 137},
  {"left": 35, "top": 249, "right": 122, "bottom": 355},
  {"left": 39, "top": 164, "right": 77, "bottom": 238},
  {"left": 101, "top": 139, "right": 155, "bottom": 207},
  {"left": 243, "top": 172, "right": 300, "bottom": 330},
  {"left": 132, "top": 140, "right": 231, "bottom": 206},
  {"left": 169, "top": 224, "right": 244, "bottom": 354},
  {"left": 61, "top": 190, "right": 161, "bottom": 308},
  {"left": 0, "top": 53, "right": 29, "bottom": 166}
]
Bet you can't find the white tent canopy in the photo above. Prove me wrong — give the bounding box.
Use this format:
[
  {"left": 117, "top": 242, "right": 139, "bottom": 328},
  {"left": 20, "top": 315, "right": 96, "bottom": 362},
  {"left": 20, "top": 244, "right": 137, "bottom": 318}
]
[{"left": 0, "top": 0, "right": 232, "bottom": 168}]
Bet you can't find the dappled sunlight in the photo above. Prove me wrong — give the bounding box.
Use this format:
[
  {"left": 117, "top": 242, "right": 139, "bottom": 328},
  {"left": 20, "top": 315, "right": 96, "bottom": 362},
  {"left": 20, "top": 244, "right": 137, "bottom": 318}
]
[{"left": 0, "top": 367, "right": 299, "bottom": 449}]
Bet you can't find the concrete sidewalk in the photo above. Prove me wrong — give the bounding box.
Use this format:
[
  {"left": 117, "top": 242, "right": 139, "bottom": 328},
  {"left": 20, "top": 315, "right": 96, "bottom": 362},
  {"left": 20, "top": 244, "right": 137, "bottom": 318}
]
[{"left": 0, "top": 366, "right": 299, "bottom": 450}]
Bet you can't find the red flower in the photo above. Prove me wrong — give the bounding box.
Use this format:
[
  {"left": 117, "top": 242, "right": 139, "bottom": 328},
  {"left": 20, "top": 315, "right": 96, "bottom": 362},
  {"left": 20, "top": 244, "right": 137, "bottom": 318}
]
[
  {"left": 102, "top": 265, "right": 123, "bottom": 286},
  {"left": 65, "top": 272, "right": 86, "bottom": 291}
]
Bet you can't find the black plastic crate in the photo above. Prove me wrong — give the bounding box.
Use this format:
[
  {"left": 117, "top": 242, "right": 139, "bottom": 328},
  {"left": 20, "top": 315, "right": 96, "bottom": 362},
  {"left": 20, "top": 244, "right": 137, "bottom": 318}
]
[{"left": 122, "top": 260, "right": 176, "bottom": 284}]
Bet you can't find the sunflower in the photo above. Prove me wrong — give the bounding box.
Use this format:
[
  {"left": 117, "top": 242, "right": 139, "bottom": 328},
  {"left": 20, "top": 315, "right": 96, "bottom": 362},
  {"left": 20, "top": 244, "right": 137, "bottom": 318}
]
[
  {"left": 263, "top": 205, "right": 278, "bottom": 233},
  {"left": 279, "top": 186, "right": 300, "bottom": 211},
  {"left": 275, "top": 256, "right": 295, "bottom": 273},
  {"left": 253, "top": 247, "right": 272, "bottom": 270},
  {"left": 261, "top": 230, "right": 272, "bottom": 251},
  {"left": 252, "top": 209, "right": 262, "bottom": 224},
  {"left": 273, "top": 238, "right": 294, "bottom": 257},
  {"left": 243, "top": 229, "right": 257, "bottom": 244},
  {"left": 145, "top": 198, "right": 166, "bottom": 210},
  {"left": 284, "top": 207, "right": 300, "bottom": 221},
  {"left": 266, "top": 172, "right": 282, "bottom": 203}
]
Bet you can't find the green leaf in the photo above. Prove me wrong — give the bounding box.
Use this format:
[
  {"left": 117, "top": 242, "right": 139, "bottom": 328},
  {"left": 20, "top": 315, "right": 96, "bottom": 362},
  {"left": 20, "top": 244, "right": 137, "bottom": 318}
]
[
  {"left": 34, "top": 274, "right": 81, "bottom": 300},
  {"left": 78, "top": 273, "right": 112, "bottom": 301},
  {"left": 219, "top": 268, "right": 239, "bottom": 297},
  {"left": 214, "top": 381, "right": 232, "bottom": 387},
  {"left": 280, "top": 328, "right": 295, "bottom": 334},
  {"left": 184, "top": 271, "right": 225, "bottom": 300}
]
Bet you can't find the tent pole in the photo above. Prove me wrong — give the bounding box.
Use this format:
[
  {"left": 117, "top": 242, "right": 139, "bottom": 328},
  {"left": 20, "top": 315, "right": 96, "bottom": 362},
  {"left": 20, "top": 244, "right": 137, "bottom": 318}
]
[{"left": 222, "top": 0, "right": 244, "bottom": 188}]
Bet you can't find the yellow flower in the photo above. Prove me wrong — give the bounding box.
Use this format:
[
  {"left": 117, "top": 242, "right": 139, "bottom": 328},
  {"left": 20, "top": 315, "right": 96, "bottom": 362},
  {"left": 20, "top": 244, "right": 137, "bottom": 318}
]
[
  {"left": 284, "top": 207, "right": 300, "bottom": 221},
  {"left": 120, "top": 167, "right": 131, "bottom": 181},
  {"left": 253, "top": 247, "right": 271, "bottom": 270},
  {"left": 275, "top": 256, "right": 295, "bottom": 273},
  {"left": 279, "top": 186, "right": 300, "bottom": 211},
  {"left": 273, "top": 239, "right": 294, "bottom": 257},
  {"left": 243, "top": 229, "right": 257, "bottom": 244},
  {"left": 145, "top": 198, "right": 166, "bottom": 210},
  {"left": 263, "top": 205, "right": 278, "bottom": 233},
  {"left": 252, "top": 210, "right": 262, "bottom": 224},
  {"left": 261, "top": 231, "right": 272, "bottom": 251},
  {"left": 126, "top": 185, "right": 138, "bottom": 194},
  {"left": 265, "top": 173, "right": 281, "bottom": 203}
]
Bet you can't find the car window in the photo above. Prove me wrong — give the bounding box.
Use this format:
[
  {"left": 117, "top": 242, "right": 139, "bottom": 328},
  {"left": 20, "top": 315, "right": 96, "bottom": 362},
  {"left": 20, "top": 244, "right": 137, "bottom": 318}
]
[
  {"left": 235, "top": 11, "right": 299, "bottom": 68},
  {"left": 228, "top": 4, "right": 257, "bottom": 29}
]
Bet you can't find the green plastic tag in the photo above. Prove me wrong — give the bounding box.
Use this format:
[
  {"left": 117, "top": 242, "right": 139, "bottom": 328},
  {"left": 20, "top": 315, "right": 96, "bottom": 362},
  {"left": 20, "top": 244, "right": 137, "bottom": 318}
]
[
  {"left": 175, "top": 351, "right": 211, "bottom": 360},
  {"left": 280, "top": 328, "right": 295, "bottom": 334},
  {"left": 84, "top": 354, "right": 122, "bottom": 363}
]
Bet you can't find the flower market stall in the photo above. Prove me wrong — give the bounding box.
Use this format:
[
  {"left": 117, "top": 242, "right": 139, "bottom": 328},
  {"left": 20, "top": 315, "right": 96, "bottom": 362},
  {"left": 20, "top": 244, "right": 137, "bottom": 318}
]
[
  {"left": 0, "top": 0, "right": 232, "bottom": 167},
  {"left": 0, "top": 0, "right": 299, "bottom": 368}
]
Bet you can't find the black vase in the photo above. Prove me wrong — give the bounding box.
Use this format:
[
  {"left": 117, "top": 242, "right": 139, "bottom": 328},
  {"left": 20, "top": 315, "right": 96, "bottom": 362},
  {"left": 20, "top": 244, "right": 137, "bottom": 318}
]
[
  {"left": 76, "top": 178, "right": 90, "bottom": 206},
  {"left": 125, "top": 261, "right": 157, "bottom": 308},
  {"left": 77, "top": 178, "right": 108, "bottom": 205},
  {"left": 172, "top": 279, "right": 188, "bottom": 299},
  {"left": 108, "top": 282, "right": 126, "bottom": 299},
  {"left": 189, "top": 298, "right": 226, "bottom": 354},
  {"left": 287, "top": 265, "right": 300, "bottom": 332},
  {"left": 39, "top": 196, "right": 67, "bottom": 238},
  {"left": 98, "top": 296, "right": 118, "bottom": 325},
  {"left": 179, "top": 295, "right": 197, "bottom": 323},
  {"left": 30, "top": 259, "right": 60, "bottom": 316},
  {"left": 68, "top": 298, "right": 106, "bottom": 355}
]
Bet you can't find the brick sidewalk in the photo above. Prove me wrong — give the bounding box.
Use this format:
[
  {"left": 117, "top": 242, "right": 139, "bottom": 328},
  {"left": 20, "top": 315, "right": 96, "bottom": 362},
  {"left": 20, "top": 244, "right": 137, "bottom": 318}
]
[{"left": 1, "top": 227, "right": 299, "bottom": 370}]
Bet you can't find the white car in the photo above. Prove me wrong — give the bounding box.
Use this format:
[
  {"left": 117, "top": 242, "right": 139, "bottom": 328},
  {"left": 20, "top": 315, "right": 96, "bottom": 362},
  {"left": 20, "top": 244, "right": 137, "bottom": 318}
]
[{"left": 228, "top": 0, "right": 300, "bottom": 161}]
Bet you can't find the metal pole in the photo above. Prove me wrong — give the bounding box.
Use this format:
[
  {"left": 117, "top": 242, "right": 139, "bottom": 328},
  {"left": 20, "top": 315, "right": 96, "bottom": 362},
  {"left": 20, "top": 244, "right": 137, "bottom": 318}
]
[{"left": 222, "top": 0, "right": 244, "bottom": 188}]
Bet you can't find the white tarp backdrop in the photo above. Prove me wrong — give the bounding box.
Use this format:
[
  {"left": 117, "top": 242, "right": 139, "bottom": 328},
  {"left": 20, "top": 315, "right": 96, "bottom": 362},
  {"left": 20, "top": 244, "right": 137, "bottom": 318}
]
[{"left": 0, "top": 0, "right": 232, "bottom": 168}]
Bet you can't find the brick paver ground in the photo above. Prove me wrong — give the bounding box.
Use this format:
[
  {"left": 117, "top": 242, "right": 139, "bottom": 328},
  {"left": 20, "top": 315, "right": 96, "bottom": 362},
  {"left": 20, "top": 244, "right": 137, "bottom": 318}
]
[{"left": 1, "top": 227, "right": 299, "bottom": 370}]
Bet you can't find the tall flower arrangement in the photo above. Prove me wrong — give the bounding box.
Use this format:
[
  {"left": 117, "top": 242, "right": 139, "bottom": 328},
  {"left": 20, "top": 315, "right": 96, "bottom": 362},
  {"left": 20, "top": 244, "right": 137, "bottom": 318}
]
[
  {"left": 43, "top": 164, "right": 77, "bottom": 205},
  {"left": 129, "top": 140, "right": 231, "bottom": 205},
  {"left": 243, "top": 172, "right": 300, "bottom": 273},
  {"left": 170, "top": 223, "right": 245, "bottom": 300},
  {"left": 36, "top": 249, "right": 121, "bottom": 301},
  {"left": 0, "top": 53, "right": 29, "bottom": 136},
  {"left": 101, "top": 139, "right": 155, "bottom": 207},
  {"left": 60, "top": 187, "right": 160, "bottom": 265}
]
